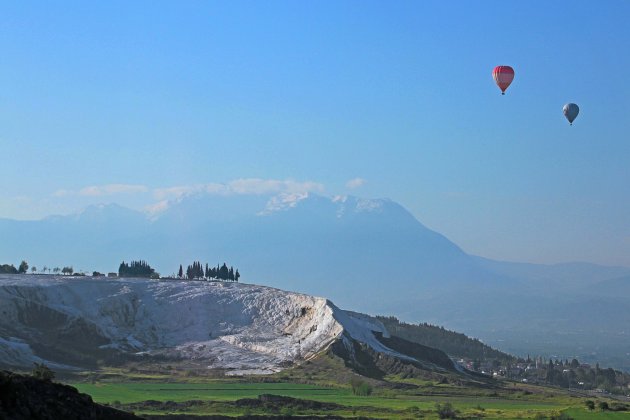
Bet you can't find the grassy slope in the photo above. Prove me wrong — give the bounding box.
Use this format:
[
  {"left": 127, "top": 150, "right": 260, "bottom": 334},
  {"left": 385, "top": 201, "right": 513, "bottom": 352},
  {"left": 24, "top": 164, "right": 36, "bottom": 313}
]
[{"left": 377, "top": 315, "right": 516, "bottom": 362}]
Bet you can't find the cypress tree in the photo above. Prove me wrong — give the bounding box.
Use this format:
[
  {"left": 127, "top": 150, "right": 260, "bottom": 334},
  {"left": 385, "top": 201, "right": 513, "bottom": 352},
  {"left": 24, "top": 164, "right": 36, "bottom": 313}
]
[
  {"left": 119, "top": 260, "right": 155, "bottom": 278},
  {"left": 219, "top": 263, "right": 229, "bottom": 280}
]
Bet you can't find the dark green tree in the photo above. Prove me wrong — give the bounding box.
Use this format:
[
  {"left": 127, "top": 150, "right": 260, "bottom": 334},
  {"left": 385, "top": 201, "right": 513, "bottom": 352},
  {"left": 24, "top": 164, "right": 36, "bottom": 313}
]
[
  {"left": 18, "top": 260, "right": 29, "bottom": 274},
  {"left": 185, "top": 262, "right": 204, "bottom": 279},
  {"left": 0, "top": 264, "right": 18, "bottom": 274},
  {"left": 32, "top": 362, "right": 55, "bottom": 381},
  {"left": 119, "top": 260, "right": 155, "bottom": 278},
  {"left": 219, "top": 263, "right": 229, "bottom": 280}
]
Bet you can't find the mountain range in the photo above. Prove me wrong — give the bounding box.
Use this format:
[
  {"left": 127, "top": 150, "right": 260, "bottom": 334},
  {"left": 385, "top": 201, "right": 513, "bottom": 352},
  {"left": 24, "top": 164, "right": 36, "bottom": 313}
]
[{"left": 1, "top": 192, "right": 629, "bottom": 370}]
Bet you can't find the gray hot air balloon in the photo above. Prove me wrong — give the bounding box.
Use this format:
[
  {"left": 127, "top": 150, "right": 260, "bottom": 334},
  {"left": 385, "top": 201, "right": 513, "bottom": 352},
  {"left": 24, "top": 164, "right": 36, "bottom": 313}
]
[{"left": 563, "top": 103, "right": 579, "bottom": 126}]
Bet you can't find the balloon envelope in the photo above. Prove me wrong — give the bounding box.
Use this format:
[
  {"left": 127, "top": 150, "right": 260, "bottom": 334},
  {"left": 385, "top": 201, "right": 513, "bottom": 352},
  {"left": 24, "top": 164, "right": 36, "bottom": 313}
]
[
  {"left": 492, "top": 66, "right": 514, "bottom": 94},
  {"left": 563, "top": 103, "right": 579, "bottom": 125}
]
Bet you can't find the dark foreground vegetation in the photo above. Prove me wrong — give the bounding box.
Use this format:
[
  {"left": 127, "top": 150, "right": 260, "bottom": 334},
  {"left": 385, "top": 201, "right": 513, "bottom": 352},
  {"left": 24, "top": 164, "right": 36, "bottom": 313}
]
[{"left": 0, "top": 370, "right": 138, "bottom": 419}]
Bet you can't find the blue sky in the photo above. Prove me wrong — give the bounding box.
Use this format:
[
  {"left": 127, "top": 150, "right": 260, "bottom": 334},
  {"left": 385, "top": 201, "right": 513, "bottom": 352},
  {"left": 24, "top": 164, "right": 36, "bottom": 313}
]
[{"left": 2, "top": 1, "right": 630, "bottom": 266}]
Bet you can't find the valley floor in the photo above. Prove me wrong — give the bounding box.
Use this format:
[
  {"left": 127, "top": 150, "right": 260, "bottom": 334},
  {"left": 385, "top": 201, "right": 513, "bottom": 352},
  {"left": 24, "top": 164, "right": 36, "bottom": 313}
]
[{"left": 67, "top": 368, "right": 630, "bottom": 419}]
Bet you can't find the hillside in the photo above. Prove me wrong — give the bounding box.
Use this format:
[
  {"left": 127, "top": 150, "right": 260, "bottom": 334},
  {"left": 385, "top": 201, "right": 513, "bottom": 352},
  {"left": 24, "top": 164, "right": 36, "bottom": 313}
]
[
  {"left": 0, "top": 275, "right": 456, "bottom": 378},
  {"left": 377, "top": 316, "right": 515, "bottom": 362}
]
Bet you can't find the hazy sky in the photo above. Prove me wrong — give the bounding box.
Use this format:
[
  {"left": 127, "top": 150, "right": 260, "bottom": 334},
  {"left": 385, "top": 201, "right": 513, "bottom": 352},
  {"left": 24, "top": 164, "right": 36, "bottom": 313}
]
[{"left": 2, "top": 1, "right": 630, "bottom": 266}]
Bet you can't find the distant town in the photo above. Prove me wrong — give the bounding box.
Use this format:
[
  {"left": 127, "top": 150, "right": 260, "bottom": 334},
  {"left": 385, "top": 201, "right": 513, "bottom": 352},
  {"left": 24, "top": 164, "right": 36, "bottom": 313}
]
[
  {"left": 379, "top": 316, "right": 630, "bottom": 398},
  {"left": 456, "top": 356, "right": 630, "bottom": 397}
]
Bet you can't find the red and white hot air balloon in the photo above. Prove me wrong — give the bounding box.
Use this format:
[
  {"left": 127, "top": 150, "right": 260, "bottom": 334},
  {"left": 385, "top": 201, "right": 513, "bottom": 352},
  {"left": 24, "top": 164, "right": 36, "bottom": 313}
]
[{"left": 492, "top": 65, "right": 514, "bottom": 95}]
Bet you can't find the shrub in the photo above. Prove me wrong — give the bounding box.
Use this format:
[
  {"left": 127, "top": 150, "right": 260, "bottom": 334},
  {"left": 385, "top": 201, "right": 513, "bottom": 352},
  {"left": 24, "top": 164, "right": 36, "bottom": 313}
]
[
  {"left": 280, "top": 407, "right": 294, "bottom": 416},
  {"left": 610, "top": 403, "right": 629, "bottom": 411},
  {"left": 550, "top": 413, "right": 574, "bottom": 420},
  {"left": 357, "top": 382, "right": 373, "bottom": 396},
  {"left": 31, "top": 363, "right": 55, "bottom": 381},
  {"left": 349, "top": 377, "right": 372, "bottom": 396},
  {"left": 585, "top": 400, "right": 595, "bottom": 410},
  {"left": 435, "top": 402, "right": 458, "bottom": 419}
]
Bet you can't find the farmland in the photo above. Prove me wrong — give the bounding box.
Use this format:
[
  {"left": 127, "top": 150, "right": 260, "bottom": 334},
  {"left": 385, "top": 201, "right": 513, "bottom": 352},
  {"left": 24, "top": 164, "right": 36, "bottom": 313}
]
[{"left": 71, "top": 376, "right": 630, "bottom": 419}]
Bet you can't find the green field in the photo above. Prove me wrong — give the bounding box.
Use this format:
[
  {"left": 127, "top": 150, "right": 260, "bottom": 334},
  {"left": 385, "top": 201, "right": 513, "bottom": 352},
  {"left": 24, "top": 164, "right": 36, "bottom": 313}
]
[
  {"left": 72, "top": 380, "right": 630, "bottom": 419},
  {"left": 74, "top": 382, "right": 339, "bottom": 404},
  {"left": 563, "top": 408, "right": 630, "bottom": 420}
]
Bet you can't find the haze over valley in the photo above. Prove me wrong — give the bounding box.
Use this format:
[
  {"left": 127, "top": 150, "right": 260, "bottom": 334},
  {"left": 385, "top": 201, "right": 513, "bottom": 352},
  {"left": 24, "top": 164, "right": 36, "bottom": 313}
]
[{"left": 3, "top": 192, "right": 629, "bottom": 371}]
